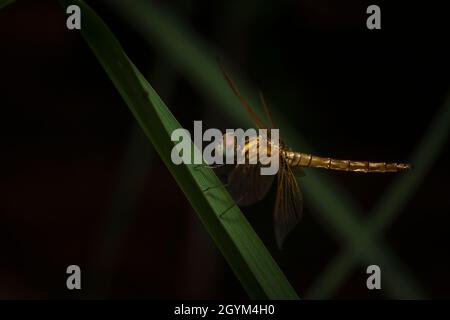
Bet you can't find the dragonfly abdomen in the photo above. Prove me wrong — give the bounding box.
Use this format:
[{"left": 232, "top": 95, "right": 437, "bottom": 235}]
[{"left": 283, "top": 150, "right": 411, "bottom": 173}]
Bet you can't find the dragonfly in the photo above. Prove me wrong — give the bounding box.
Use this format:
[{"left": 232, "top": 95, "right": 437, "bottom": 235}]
[{"left": 217, "top": 65, "right": 411, "bottom": 249}]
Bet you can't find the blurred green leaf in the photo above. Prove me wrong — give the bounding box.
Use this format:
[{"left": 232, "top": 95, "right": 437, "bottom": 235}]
[{"left": 307, "top": 93, "right": 450, "bottom": 299}]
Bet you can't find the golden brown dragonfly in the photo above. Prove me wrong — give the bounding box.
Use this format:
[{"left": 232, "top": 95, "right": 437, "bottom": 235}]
[{"left": 218, "top": 65, "right": 411, "bottom": 249}]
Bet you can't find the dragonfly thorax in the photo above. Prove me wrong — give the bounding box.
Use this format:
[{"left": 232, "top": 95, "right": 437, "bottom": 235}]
[{"left": 214, "top": 132, "right": 281, "bottom": 164}]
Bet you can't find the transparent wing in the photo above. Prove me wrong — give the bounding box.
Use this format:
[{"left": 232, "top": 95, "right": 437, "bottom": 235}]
[
  {"left": 227, "top": 163, "right": 276, "bottom": 206},
  {"left": 219, "top": 64, "right": 267, "bottom": 129},
  {"left": 259, "top": 91, "right": 276, "bottom": 129},
  {"left": 273, "top": 155, "right": 304, "bottom": 249}
]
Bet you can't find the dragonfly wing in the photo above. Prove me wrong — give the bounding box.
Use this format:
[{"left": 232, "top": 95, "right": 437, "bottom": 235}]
[
  {"left": 274, "top": 155, "right": 304, "bottom": 249},
  {"left": 227, "top": 164, "right": 276, "bottom": 206},
  {"left": 219, "top": 64, "right": 267, "bottom": 129}
]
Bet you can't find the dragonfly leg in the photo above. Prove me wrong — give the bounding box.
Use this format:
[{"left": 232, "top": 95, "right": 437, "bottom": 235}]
[
  {"left": 193, "top": 163, "right": 226, "bottom": 170},
  {"left": 202, "top": 183, "right": 228, "bottom": 192},
  {"left": 219, "top": 196, "right": 243, "bottom": 218},
  {"left": 195, "top": 163, "right": 229, "bottom": 192}
]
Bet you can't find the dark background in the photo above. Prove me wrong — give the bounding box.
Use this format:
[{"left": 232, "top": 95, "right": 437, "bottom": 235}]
[{"left": 0, "top": 0, "right": 449, "bottom": 299}]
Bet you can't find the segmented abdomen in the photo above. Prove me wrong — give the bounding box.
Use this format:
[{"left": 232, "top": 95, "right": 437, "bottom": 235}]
[{"left": 282, "top": 150, "right": 411, "bottom": 173}]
